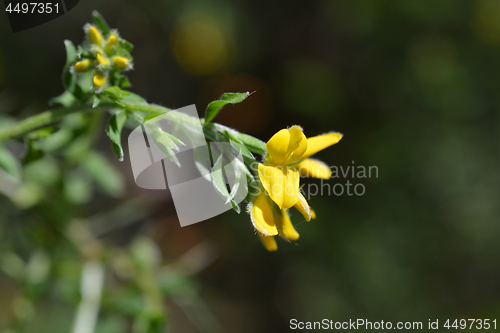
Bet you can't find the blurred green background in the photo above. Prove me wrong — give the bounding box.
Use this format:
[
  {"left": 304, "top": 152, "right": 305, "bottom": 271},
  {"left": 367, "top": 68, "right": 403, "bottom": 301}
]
[{"left": 1, "top": 0, "right": 500, "bottom": 332}]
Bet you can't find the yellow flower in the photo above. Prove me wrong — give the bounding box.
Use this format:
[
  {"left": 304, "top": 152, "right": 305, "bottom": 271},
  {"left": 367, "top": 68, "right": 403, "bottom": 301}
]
[
  {"left": 258, "top": 126, "right": 342, "bottom": 209},
  {"left": 250, "top": 126, "right": 342, "bottom": 251},
  {"left": 93, "top": 72, "right": 107, "bottom": 87},
  {"left": 88, "top": 26, "right": 103, "bottom": 46}
]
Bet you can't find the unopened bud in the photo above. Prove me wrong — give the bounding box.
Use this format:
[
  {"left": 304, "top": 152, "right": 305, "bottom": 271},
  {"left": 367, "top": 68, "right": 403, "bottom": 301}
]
[
  {"left": 74, "top": 59, "right": 93, "bottom": 72},
  {"left": 105, "top": 34, "right": 118, "bottom": 54},
  {"left": 88, "top": 26, "right": 102, "bottom": 46},
  {"left": 97, "top": 53, "right": 110, "bottom": 66},
  {"left": 93, "top": 72, "right": 107, "bottom": 88},
  {"left": 112, "top": 56, "right": 130, "bottom": 69}
]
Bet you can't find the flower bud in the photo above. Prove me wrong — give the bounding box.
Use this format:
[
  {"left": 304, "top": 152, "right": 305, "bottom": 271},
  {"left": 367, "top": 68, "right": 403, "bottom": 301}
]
[
  {"left": 97, "top": 53, "right": 110, "bottom": 66},
  {"left": 88, "top": 26, "right": 102, "bottom": 46},
  {"left": 93, "top": 72, "right": 107, "bottom": 88},
  {"left": 112, "top": 56, "right": 130, "bottom": 69},
  {"left": 74, "top": 60, "right": 93, "bottom": 72},
  {"left": 105, "top": 34, "right": 118, "bottom": 54}
]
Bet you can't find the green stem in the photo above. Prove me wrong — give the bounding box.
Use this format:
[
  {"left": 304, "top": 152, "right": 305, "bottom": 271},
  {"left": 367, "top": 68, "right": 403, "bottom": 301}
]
[{"left": 0, "top": 103, "right": 115, "bottom": 142}]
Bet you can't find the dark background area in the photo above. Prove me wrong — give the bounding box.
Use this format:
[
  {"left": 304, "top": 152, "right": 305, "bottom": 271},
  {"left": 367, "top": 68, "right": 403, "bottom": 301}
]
[{"left": 1, "top": 0, "right": 500, "bottom": 332}]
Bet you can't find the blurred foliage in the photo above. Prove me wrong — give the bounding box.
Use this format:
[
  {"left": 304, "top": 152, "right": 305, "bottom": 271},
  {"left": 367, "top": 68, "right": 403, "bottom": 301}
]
[{"left": 1, "top": 0, "right": 500, "bottom": 332}]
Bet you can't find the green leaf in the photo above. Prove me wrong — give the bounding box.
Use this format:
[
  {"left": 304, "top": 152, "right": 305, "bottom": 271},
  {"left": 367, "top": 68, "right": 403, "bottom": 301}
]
[
  {"left": 106, "top": 111, "right": 128, "bottom": 161},
  {"left": 50, "top": 90, "right": 77, "bottom": 107},
  {"left": 22, "top": 139, "right": 44, "bottom": 166},
  {"left": 122, "top": 92, "right": 146, "bottom": 103},
  {"left": 62, "top": 40, "right": 77, "bottom": 91},
  {"left": 92, "top": 11, "right": 111, "bottom": 35},
  {"left": 119, "top": 76, "right": 131, "bottom": 88},
  {"left": 211, "top": 154, "right": 229, "bottom": 199},
  {"left": 204, "top": 92, "right": 250, "bottom": 124},
  {"left": 82, "top": 151, "right": 124, "bottom": 197},
  {"left": 63, "top": 169, "right": 91, "bottom": 204},
  {"left": 103, "top": 86, "right": 130, "bottom": 99},
  {"left": 194, "top": 147, "right": 212, "bottom": 182},
  {"left": 219, "top": 92, "right": 251, "bottom": 104},
  {"left": 231, "top": 200, "right": 241, "bottom": 214},
  {"left": 234, "top": 132, "right": 267, "bottom": 155},
  {"left": 0, "top": 146, "right": 21, "bottom": 180},
  {"left": 154, "top": 132, "right": 178, "bottom": 151},
  {"left": 92, "top": 95, "right": 102, "bottom": 108},
  {"left": 120, "top": 39, "right": 134, "bottom": 52},
  {"left": 143, "top": 112, "right": 167, "bottom": 123}
]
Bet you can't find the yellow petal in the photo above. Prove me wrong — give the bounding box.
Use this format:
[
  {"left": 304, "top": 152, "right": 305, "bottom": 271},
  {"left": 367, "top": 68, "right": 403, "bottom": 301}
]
[
  {"left": 250, "top": 192, "right": 278, "bottom": 236},
  {"left": 266, "top": 129, "right": 290, "bottom": 165},
  {"left": 266, "top": 126, "right": 307, "bottom": 165},
  {"left": 88, "top": 26, "right": 102, "bottom": 46},
  {"left": 93, "top": 73, "right": 107, "bottom": 88},
  {"left": 282, "top": 166, "right": 300, "bottom": 209},
  {"left": 275, "top": 209, "right": 299, "bottom": 241},
  {"left": 310, "top": 208, "right": 317, "bottom": 220},
  {"left": 286, "top": 126, "right": 308, "bottom": 164},
  {"left": 296, "top": 158, "right": 332, "bottom": 179},
  {"left": 294, "top": 192, "right": 311, "bottom": 222},
  {"left": 259, "top": 234, "right": 278, "bottom": 251},
  {"left": 301, "top": 132, "right": 342, "bottom": 159},
  {"left": 258, "top": 164, "right": 299, "bottom": 209}
]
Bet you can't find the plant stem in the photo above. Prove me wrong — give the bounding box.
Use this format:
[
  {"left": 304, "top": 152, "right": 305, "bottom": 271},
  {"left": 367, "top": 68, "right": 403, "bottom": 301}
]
[
  {"left": 0, "top": 103, "right": 115, "bottom": 142},
  {"left": 0, "top": 102, "right": 171, "bottom": 143}
]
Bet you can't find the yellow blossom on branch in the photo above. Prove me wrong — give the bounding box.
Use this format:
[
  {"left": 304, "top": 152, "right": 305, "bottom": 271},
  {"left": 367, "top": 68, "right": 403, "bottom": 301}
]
[{"left": 250, "top": 126, "right": 342, "bottom": 251}]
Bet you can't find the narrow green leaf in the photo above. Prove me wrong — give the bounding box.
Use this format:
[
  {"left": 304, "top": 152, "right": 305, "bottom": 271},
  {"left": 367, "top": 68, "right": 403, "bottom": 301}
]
[
  {"left": 82, "top": 151, "right": 124, "bottom": 197},
  {"left": 234, "top": 132, "right": 266, "bottom": 155},
  {"left": 220, "top": 92, "right": 250, "bottom": 104},
  {"left": 103, "top": 86, "right": 130, "bottom": 99},
  {"left": 154, "top": 132, "right": 178, "bottom": 151},
  {"left": 106, "top": 111, "right": 128, "bottom": 161},
  {"left": 122, "top": 92, "right": 146, "bottom": 103},
  {"left": 211, "top": 155, "right": 229, "bottom": 199},
  {"left": 22, "top": 139, "right": 44, "bottom": 166},
  {"left": 143, "top": 112, "right": 167, "bottom": 123},
  {"left": 63, "top": 169, "right": 91, "bottom": 204},
  {"left": 92, "top": 95, "right": 101, "bottom": 108},
  {"left": 62, "top": 40, "right": 77, "bottom": 91},
  {"left": 50, "top": 90, "right": 77, "bottom": 107},
  {"left": 120, "top": 39, "right": 134, "bottom": 52},
  {"left": 0, "top": 146, "right": 21, "bottom": 180},
  {"left": 160, "top": 145, "right": 180, "bottom": 167},
  {"left": 194, "top": 148, "right": 212, "bottom": 182},
  {"left": 92, "top": 11, "right": 111, "bottom": 35},
  {"left": 204, "top": 92, "right": 250, "bottom": 124},
  {"left": 231, "top": 200, "right": 241, "bottom": 214},
  {"left": 119, "top": 76, "right": 131, "bottom": 88}
]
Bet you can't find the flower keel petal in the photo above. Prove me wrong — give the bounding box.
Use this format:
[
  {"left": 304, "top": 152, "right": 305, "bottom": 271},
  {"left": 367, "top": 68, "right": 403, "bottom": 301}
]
[
  {"left": 294, "top": 192, "right": 311, "bottom": 222},
  {"left": 250, "top": 192, "right": 278, "bottom": 236},
  {"left": 259, "top": 234, "right": 278, "bottom": 252}
]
